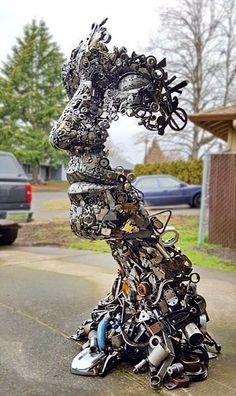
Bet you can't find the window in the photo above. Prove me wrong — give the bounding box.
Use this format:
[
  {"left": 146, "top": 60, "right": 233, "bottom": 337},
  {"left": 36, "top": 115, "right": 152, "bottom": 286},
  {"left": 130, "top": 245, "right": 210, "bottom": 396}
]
[
  {"left": 158, "top": 177, "right": 180, "bottom": 189},
  {"left": 0, "top": 154, "right": 24, "bottom": 176},
  {"left": 23, "top": 164, "right": 31, "bottom": 174},
  {"left": 135, "top": 177, "right": 158, "bottom": 189}
]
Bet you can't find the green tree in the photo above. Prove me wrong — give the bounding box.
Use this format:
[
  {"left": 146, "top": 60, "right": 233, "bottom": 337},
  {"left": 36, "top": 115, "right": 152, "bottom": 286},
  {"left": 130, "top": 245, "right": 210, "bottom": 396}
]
[{"left": 0, "top": 19, "right": 67, "bottom": 182}]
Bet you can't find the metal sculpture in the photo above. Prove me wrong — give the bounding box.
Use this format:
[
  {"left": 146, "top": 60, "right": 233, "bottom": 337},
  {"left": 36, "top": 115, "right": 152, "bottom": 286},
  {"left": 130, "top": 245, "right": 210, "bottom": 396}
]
[{"left": 50, "top": 19, "right": 220, "bottom": 390}]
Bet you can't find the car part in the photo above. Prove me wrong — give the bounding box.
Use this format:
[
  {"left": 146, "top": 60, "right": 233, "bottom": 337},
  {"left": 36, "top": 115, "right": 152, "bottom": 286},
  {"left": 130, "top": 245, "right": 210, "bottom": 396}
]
[{"left": 0, "top": 222, "right": 20, "bottom": 245}]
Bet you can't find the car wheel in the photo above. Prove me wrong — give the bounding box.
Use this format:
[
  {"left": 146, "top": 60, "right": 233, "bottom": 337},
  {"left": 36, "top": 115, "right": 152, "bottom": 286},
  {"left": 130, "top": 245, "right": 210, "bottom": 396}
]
[
  {"left": 192, "top": 193, "right": 201, "bottom": 208},
  {"left": 0, "top": 227, "right": 18, "bottom": 245}
]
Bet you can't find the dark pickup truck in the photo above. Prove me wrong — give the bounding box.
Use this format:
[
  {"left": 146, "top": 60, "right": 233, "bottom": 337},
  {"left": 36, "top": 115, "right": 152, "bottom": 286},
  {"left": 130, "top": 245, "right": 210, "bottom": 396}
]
[{"left": 0, "top": 151, "right": 32, "bottom": 245}]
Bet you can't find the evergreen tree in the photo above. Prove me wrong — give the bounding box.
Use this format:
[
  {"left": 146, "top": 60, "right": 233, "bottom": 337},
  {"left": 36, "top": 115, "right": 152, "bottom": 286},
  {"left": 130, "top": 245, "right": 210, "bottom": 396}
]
[{"left": 0, "top": 20, "right": 67, "bottom": 182}]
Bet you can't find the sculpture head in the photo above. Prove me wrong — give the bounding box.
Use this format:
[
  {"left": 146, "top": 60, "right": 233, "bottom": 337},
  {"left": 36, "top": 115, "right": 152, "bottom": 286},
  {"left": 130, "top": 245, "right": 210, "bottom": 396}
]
[{"left": 62, "top": 18, "right": 188, "bottom": 136}]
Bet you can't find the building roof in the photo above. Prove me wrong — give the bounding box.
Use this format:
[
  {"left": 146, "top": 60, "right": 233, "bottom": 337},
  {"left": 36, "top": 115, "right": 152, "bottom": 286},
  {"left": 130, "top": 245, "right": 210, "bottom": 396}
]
[
  {"left": 144, "top": 138, "right": 166, "bottom": 163},
  {"left": 189, "top": 104, "right": 236, "bottom": 142}
]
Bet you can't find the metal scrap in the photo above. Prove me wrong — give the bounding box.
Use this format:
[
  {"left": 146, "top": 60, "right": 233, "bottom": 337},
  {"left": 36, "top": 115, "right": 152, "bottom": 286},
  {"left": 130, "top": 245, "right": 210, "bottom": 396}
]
[{"left": 50, "top": 18, "right": 220, "bottom": 390}]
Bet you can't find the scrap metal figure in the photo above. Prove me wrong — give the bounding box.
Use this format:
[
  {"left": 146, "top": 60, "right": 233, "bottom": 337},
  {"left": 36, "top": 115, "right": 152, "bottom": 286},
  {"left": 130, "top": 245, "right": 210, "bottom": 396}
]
[{"left": 50, "top": 19, "right": 220, "bottom": 390}]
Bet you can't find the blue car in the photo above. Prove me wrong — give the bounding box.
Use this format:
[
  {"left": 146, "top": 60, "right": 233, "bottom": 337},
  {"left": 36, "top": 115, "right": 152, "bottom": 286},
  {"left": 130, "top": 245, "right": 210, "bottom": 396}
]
[{"left": 133, "top": 175, "right": 202, "bottom": 208}]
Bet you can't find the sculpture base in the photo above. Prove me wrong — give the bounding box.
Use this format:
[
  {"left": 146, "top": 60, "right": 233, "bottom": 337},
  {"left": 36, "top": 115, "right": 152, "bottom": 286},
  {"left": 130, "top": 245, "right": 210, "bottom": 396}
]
[{"left": 70, "top": 286, "right": 221, "bottom": 390}]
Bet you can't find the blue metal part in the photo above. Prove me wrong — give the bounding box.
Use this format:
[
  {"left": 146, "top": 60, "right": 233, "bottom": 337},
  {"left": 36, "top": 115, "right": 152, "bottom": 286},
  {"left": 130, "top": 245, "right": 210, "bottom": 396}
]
[{"left": 97, "top": 319, "right": 109, "bottom": 351}]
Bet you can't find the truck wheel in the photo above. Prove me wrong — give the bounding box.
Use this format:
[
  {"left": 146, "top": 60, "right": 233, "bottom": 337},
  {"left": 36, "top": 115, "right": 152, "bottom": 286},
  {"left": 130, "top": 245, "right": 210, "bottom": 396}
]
[
  {"left": 192, "top": 193, "right": 201, "bottom": 208},
  {"left": 0, "top": 228, "right": 18, "bottom": 245}
]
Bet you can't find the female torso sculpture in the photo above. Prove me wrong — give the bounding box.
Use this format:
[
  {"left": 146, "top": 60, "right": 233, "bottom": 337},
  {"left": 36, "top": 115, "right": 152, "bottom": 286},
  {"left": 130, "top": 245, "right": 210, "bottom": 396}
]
[{"left": 50, "top": 19, "right": 219, "bottom": 390}]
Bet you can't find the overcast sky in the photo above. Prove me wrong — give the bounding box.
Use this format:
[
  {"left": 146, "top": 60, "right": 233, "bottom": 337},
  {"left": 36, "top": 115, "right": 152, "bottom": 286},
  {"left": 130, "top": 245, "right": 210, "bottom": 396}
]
[{"left": 1, "top": 0, "right": 172, "bottom": 163}]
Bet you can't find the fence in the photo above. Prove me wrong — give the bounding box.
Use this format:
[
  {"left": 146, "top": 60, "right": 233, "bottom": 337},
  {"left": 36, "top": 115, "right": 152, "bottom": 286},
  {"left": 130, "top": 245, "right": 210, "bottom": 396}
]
[
  {"left": 198, "top": 155, "right": 210, "bottom": 244},
  {"left": 208, "top": 153, "right": 236, "bottom": 248}
]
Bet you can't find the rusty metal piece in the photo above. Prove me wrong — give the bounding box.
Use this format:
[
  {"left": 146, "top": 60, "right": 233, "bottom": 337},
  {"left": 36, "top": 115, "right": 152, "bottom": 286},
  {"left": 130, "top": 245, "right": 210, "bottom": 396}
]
[
  {"left": 122, "top": 202, "right": 138, "bottom": 211},
  {"left": 186, "top": 365, "right": 208, "bottom": 381},
  {"left": 149, "top": 321, "right": 162, "bottom": 335},
  {"left": 180, "top": 354, "right": 201, "bottom": 372},
  {"left": 137, "top": 282, "right": 150, "bottom": 297},
  {"left": 158, "top": 300, "right": 169, "bottom": 314},
  {"left": 121, "top": 281, "right": 129, "bottom": 295},
  {"left": 172, "top": 373, "right": 190, "bottom": 388}
]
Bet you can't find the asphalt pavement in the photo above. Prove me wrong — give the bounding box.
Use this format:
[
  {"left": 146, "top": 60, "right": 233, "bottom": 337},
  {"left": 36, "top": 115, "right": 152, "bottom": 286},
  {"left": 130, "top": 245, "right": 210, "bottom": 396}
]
[
  {"left": 0, "top": 245, "right": 235, "bottom": 396},
  {"left": 31, "top": 191, "right": 200, "bottom": 221}
]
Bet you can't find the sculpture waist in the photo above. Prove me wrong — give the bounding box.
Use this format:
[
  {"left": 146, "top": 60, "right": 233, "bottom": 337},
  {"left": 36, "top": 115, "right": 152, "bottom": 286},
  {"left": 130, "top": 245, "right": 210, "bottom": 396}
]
[{"left": 66, "top": 154, "right": 126, "bottom": 185}]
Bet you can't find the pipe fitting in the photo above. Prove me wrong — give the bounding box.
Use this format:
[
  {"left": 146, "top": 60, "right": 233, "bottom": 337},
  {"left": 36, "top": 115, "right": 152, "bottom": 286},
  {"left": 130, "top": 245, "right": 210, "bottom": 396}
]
[
  {"left": 150, "top": 374, "right": 162, "bottom": 389},
  {"left": 148, "top": 342, "right": 170, "bottom": 367},
  {"left": 183, "top": 322, "right": 204, "bottom": 346}
]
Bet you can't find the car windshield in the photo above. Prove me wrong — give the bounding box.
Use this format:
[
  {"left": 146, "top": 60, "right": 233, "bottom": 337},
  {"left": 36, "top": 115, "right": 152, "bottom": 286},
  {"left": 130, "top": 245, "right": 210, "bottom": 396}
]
[{"left": 0, "top": 154, "right": 25, "bottom": 177}]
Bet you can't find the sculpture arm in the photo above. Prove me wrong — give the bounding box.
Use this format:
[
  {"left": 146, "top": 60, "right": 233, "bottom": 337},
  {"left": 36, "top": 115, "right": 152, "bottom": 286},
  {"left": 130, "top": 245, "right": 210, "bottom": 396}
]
[{"left": 49, "top": 78, "right": 109, "bottom": 152}]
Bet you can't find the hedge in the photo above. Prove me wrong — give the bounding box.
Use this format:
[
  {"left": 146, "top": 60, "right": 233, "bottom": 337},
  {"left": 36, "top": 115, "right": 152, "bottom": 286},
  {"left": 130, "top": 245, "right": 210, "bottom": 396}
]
[{"left": 133, "top": 159, "right": 203, "bottom": 185}]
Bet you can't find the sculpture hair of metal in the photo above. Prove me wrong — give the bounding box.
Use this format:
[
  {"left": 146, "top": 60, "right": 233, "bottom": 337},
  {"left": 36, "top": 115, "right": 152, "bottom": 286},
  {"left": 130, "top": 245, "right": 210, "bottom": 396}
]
[{"left": 50, "top": 18, "right": 220, "bottom": 390}]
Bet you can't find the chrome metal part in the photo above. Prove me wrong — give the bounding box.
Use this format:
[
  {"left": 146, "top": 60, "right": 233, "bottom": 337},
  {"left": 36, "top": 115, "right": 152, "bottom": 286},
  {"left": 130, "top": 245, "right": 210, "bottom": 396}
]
[
  {"left": 148, "top": 342, "right": 170, "bottom": 367},
  {"left": 183, "top": 322, "right": 204, "bottom": 347},
  {"left": 167, "top": 363, "right": 184, "bottom": 377},
  {"left": 71, "top": 348, "right": 106, "bottom": 376}
]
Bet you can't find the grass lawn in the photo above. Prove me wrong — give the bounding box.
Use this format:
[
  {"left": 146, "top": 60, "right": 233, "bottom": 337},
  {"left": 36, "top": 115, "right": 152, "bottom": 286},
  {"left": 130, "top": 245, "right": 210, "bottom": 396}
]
[
  {"left": 174, "top": 216, "right": 236, "bottom": 271},
  {"left": 17, "top": 215, "right": 236, "bottom": 272},
  {"left": 43, "top": 198, "right": 70, "bottom": 210}
]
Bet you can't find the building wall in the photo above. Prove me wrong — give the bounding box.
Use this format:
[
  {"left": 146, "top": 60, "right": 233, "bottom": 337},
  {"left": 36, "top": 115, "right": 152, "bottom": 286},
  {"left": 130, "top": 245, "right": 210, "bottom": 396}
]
[
  {"left": 60, "top": 163, "right": 68, "bottom": 181},
  {"left": 40, "top": 165, "right": 50, "bottom": 180},
  {"left": 50, "top": 164, "right": 67, "bottom": 181},
  {"left": 208, "top": 153, "right": 236, "bottom": 248},
  {"left": 50, "top": 166, "right": 61, "bottom": 181},
  {"left": 22, "top": 162, "right": 68, "bottom": 181}
]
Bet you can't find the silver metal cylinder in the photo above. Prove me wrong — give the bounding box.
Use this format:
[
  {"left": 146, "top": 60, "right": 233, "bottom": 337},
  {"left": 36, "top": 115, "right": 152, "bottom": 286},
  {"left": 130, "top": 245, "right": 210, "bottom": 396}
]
[
  {"left": 167, "top": 362, "right": 184, "bottom": 377},
  {"left": 84, "top": 322, "right": 92, "bottom": 335},
  {"left": 133, "top": 359, "right": 147, "bottom": 373},
  {"left": 199, "top": 314, "right": 207, "bottom": 334},
  {"left": 183, "top": 322, "right": 204, "bottom": 346},
  {"left": 149, "top": 335, "right": 161, "bottom": 349},
  {"left": 148, "top": 342, "right": 170, "bottom": 367},
  {"left": 88, "top": 330, "right": 97, "bottom": 351}
]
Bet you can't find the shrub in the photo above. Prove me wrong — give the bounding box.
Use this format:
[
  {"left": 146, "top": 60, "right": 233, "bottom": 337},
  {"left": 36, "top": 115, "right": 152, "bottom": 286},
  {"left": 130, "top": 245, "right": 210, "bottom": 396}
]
[{"left": 133, "top": 160, "right": 203, "bottom": 185}]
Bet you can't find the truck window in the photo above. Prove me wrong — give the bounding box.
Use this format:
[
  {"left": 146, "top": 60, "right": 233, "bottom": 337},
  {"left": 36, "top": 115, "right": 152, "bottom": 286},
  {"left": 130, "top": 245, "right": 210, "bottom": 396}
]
[{"left": 0, "top": 153, "right": 25, "bottom": 176}]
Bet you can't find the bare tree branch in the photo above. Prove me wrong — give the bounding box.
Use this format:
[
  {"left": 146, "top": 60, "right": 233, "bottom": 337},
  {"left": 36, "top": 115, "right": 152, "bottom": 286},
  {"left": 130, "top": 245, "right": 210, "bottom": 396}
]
[{"left": 135, "top": 0, "right": 236, "bottom": 160}]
